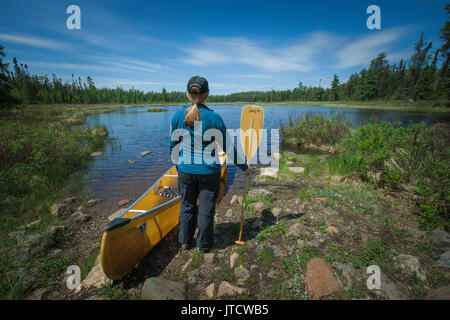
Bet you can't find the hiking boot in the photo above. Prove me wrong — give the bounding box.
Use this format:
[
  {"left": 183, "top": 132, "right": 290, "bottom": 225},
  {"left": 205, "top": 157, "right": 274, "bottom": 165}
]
[{"left": 181, "top": 243, "right": 192, "bottom": 250}]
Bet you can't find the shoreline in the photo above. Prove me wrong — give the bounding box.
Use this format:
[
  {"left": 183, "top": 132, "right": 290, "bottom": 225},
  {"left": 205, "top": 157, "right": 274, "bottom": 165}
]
[{"left": 32, "top": 100, "right": 450, "bottom": 114}]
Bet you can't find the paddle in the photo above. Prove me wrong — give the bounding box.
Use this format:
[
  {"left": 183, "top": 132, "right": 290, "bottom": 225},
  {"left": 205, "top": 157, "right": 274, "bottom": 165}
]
[{"left": 235, "top": 105, "right": 264, "bottom": 245}]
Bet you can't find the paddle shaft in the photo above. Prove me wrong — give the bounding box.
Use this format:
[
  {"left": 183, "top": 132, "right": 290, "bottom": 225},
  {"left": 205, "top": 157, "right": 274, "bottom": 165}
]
[
  {"left": 237, "top": 173, "right": 249, "bottom": 243},
  {"left": 236, "top": 116, "right": 255, "bottom": 244}
]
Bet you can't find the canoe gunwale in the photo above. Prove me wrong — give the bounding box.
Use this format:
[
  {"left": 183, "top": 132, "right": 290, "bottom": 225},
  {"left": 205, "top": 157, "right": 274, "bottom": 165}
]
[
  {"left": 113, "top": 165, "right": 175, "bottom": 223},
  {"left": 110, "top": 157, "right": 227, "bottom": 227}
]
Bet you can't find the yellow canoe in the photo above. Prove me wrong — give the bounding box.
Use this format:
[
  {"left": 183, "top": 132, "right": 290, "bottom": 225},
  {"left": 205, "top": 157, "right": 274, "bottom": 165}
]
[{"left": 100, "top": 153, "right": 228, "bottom": 280}]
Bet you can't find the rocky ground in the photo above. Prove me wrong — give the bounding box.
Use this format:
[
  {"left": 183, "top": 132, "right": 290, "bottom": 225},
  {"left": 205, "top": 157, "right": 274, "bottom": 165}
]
[{"left": 18, "top": 150, "right": 450, "bottom": 300}]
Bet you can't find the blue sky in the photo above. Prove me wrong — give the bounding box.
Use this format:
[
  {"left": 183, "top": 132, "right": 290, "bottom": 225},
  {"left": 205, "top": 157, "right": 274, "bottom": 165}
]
[{"left": 0, "top": 0, "right": 448, "bottom": 94}]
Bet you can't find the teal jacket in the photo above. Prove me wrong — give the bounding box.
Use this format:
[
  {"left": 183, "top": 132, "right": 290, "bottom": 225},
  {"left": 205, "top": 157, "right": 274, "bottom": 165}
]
[{"left": 169, "top": 104, "right": 248, "bottom": 174}]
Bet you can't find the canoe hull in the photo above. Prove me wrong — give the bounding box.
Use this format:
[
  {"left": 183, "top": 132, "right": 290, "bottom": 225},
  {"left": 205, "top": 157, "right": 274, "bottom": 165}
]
[{"left": 101, "top": 161, "right": 227, "bottom": 280}]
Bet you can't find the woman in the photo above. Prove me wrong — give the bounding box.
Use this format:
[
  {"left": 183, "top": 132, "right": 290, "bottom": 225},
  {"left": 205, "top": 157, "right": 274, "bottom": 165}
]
[{"left": 169, "top": 76, "right": 250, "bottom": 253}]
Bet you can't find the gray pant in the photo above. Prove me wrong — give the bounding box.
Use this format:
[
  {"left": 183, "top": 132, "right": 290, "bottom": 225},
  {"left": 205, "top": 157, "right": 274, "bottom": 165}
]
[{"left": 177, "top": 170, "right": 221, "bottom": 250}]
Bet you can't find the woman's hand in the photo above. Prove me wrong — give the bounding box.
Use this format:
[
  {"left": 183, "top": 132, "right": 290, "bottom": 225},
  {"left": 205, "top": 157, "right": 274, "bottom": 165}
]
[{"left": 245, "top": 166, "right": 251, "bottom": 176}]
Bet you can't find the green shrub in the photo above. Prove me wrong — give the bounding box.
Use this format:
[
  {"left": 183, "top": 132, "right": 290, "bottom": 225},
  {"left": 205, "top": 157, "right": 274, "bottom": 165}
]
[
  {"left": 281, "top": 112, "right": 352, "bottom": 146},
  {"left": 328, "top": 120, "right": 449, "bottom": 230}
]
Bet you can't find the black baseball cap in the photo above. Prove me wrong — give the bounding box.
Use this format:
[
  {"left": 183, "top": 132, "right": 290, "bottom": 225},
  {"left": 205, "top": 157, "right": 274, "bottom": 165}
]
[{"left": 187, "top": 76, "right": 209, "bottom": 93}]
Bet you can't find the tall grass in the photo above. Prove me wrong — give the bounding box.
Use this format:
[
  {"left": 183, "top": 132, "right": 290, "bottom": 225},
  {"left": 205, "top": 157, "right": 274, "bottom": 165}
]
[
  {"left": 281, "top": 112, "right": 352, "bottom": 147},
  {"left": 0, "top": 105, "right": 108, "bottom": 299}
]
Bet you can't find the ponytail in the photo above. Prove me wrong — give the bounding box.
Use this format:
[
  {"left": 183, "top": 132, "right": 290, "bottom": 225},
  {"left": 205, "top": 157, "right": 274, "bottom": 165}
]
[{"left": 185, "top": 87, "right": 208, "bottom": 127}]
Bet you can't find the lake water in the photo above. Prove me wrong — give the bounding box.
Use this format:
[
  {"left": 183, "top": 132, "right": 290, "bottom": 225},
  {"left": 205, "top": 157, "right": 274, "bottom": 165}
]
[{"left": 84, "top": 104, "right": 449, "bottom": 212}]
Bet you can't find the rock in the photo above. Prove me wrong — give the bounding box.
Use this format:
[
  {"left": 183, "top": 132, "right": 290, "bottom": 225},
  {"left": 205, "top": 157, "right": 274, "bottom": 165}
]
[
  {"left": 51, "top": 203, "right": 70, "bottom": 217},
  {"left": 393, "top": 254, "right": 427, "bottom": 281},
  {"left": 234, "top": 267, "right": 250, "bottom": 285},
  {"left": 425, "top": 286, "right": 450, "bottom": 300},
  {"left": 90, "top": 151, "right": 104, "bottom": 157},
  {"left": 11, "top": 247, "right": 31, "bottom": 264},
  {"left": 374, "top": 272, "right": 409, "bottom": 300},
  {"left": 326, "top": 226, "right": 339, "bottom": 235},
  {"left": 8, "top": 230, "right": 25, "bottom": 240},
  {"left": 313, "top": 198, "right": 328, "bottom": 203},
  {"left": 287, "top": 223, "right": 305, "bottom": 237},
  {"left": 205, "top": 283, "right": 215, "bottom": 298},
  {"left": 260, "top": 167, "right": 279, "bottom": 177},
  {"left": 252, "top": 175, "right": 268, "bottom": 184},
  {"left": 267, "top": 270, "right": 276, "bottom": 279},
  {"left": 118, "top": 199, "right": 131, "bottom": 207},
  {"left": 332, "top": 261, "right": 357, "bottom": 290},
  {"left": 248, "top": 188, "right": 274, "bottom": 199},
  {"left": 26, "top": 288, "right": 47, "bottom": 300},
  {"left": 428, "top": 230, "right": 450, "bottom": 251},
  {"left": 305, "top": 258, "right": 340, "bottom": 300},
  {"left": 323, "top": 206, "right": 339, "bottom": 216},
  {"left": 86, "top": 295, "right": 110, "bottom": 300},
  {"left": 63, "top": 197, "right": 77, "bottom": 205},
  {"left": 230, "top": 252, "right": 239, "bottom": 269},
  {"left": 305, "top": 239, "right": 320, "bottom": 248},
  {"left": 181, "top": 258, "right": 192, "bottom": 273},
  {"left": 22, "top": 234, "right": 45, "bottom": 247},
  {"left": 271, "top": 207, "right": 282, "bottom": 217},
  {"left": 187, "top": 269, "right": 200, "bottom": 284},
  {"left": 26, "top": 219, "right": 41, "bottom": 228},
  {"left": 217, "top": 281, "right": 247, "bottom": 297},
  {"left": 87, "top": 199, "right": 102, "bottom": 207},
  {"left": 252, "top": 202, "right": 266, "bottom": 213},
  {"left": 204, "top": 253, "right": 215, "bottom": 265},
  {"left": 230, "top": 194, "right": 243, "bottom": 205},
  {"left": 108, "top": 209, "right": 124, "bottom": 222},
  {"left": 225, "top": 209, "right": 233, "bottom": 218},
  {"left": 141, "top": 277, "right": 188, "bottom": 300},
  {"left": 49, "top": 249, "right": 62, "bottom": 256},
  {"left": 77, "top": 256, "right": 111, "bottom": 292},
  {"left": 271, "top": 152, "right": 281, "bottom": 162},
  {"left": 286, "top": 152, "right": 296, "bottom": 159},
  {"left": 47, "top": 225, "right": 65, "bottom": 239},
  {"left": 439, "top": 250, "right": 450, "bottom": 268},
  {"left": 268, "top": 245, "right": 286, "bottom": 257},
  {"left": 124, "top": 123, "right": 133, "bottom": 127},
  {"left": 141, "top": 151, "right": 152, "bottom": 157},
  {"left": 250, "top": 265, "right": 258, "bottom": 272},
  {"left": 288, "top": 167, "right": 305, "bottom": 174},
  {"left": 66, "top": 211, "right": 91, "bottom": 224}
]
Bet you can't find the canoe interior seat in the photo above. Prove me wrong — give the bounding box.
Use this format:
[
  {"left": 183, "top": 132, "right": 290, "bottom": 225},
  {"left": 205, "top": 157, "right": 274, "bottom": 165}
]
[{"left": 159, "top": 186, "right": 180, "bottom": 198}]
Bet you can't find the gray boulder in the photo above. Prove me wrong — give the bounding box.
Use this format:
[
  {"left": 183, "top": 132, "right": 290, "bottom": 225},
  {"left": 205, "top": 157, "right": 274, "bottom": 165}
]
[
  {"left": 51, "top": 203, "right": 70, "bottom": 217},
  {"left": 393, "top": 254, "right": 427, "bottom": 281},
  {"left": 141, "top": 277, "right": 188, "bottom": 300},
  {"left": 428, "top": 230, "right": 450, "bottom": 251},
  {"left": 438, "top": 250, "right": 450, "bottom": 268},
  {"left": 374, "top": 272, "right": 410, "bottom": 300}
]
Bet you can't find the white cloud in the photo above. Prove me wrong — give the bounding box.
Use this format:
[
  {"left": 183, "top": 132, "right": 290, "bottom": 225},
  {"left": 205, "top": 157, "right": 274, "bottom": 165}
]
[
  {"left": 335, "top": 26, "right": 412, "bottom": 69},
  {"left": 179, "top": 33, "right": 340, "bottom": 72},
  {"left": 0, "top": 33, "right": 71, "bottom": 51}
]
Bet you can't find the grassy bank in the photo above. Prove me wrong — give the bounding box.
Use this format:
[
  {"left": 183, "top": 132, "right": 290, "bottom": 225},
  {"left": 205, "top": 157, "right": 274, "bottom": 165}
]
[
  {"left": 0, "top": 104, "right": 110, "bottom": 299},
  {"left": 225, "top": 100, "right": 450, "bottom": 112},
  {"left": 281, "top": 113, "right": 449, "bottom": 231}
]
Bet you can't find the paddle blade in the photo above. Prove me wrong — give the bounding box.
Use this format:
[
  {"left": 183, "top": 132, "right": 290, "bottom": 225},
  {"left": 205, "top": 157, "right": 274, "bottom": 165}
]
[{"left": 240, "top": 105, "right": 264, "bottom": 161}]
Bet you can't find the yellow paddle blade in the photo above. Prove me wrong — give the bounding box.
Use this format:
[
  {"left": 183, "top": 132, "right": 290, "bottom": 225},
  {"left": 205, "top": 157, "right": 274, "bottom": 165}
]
[{"left": 240, "top": 105, "right": 264, "bottom": 161}]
